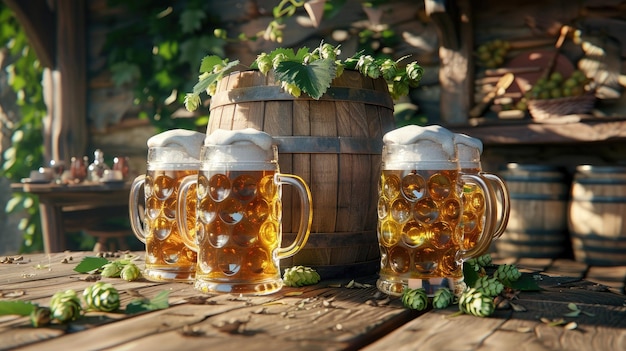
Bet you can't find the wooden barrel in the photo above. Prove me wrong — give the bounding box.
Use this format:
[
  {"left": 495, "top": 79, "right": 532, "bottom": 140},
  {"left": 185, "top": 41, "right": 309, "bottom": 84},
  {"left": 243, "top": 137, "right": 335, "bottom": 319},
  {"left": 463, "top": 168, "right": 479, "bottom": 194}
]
[
  {"left": 207, "top": 70, "right": 396, "bottom": 278},
  {"left": 495, "top": 163, "right": 570, "bottom": 258},
  {"left": 568, "top": 165, "right": 626, "bottom": 265}
]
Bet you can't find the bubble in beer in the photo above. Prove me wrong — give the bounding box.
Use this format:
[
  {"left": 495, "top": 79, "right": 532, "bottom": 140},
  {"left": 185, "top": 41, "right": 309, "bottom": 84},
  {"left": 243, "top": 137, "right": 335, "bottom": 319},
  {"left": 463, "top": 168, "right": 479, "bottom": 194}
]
[
  {"left": 466, "top": 186, "right": 485, "bottom": 212},
  {"left": 402, "top": 220, "right": 430, "bottom": 247},
  {"left": 197, "top": 174, "right": 209, "bottom": 198},
  {"left": 218, "top": 248, "right": 242, "bottom": 276},
  {"left": 259, "top": 221, "right": 278, "bottom": 247},
  {"left": 379, "top": 219, "right": 400, "bottom": 247},
  {"left": 431, "top": 222, "right": 453, "bottom": 248},
  {"left": 428, "top": 173, "right": 452, "bottom": 200},
  {"left": 146, "top": 196, "right": 161, "bottom": 219},
  {"left": 391, "top": 198, "right": 411, "bottom": 223},
  {"left": 441, "top": 198, "right": 462, "bottom": 221},
  {"left": 163, "top": 197, "right": 177, "bottom": 219},
  {"left": 379, "top": 245, "right": 388, "bottom": 268},
  {"left": 153, "top": 217, "right": 172, "bottom": 240},
  {"left": 232, "top": 175, "right": 257, "bottom": 201},
  {"left": 383, "top": 174, "right": 401, "bottom": 199},
  {"left": 208, "top": 219, "right": 230, "bottom": 248},
  {"left": 413, "top": 247, "right": 438, "bottom": 274},
  {"left": 144, "top": 176, "right": 155, "bottom": 197},
  {"left": 219, "top": 198, "right": 244, "bottom": 224},
  {"left": 388, "top": 246, "right": 411, "bottom": 273},
  {"left": 154, "top": 175, "right": 176, "bottom": 200},
  {"left": 402, "top": 173, "right": 426, "bottom": 201},
  {"left": 233, "top": 220, "right": 258, "bottom": 247},
  {"left": 198, "top": 249, "right": 216, "bottom": 273},
  {"left": 377, "top": 196, "right": 389, "bottom": 219},
  {"left": 246, "top": 198, "right": 270, "bottom": 225},
  {"left": 195, "top": 221, "right": 206, "bottom": 244},
  {"left": 258, "top": 174, "right": 277, "bottom": 199},
  {"left": 209, "top": 174, "right": 231, "bottom": 202},
  {"left": 246, "top": 247, "right": 270, "bottom": 274},
  {"left": 413, "top": 198, "right": 439, "bottom": 223},
  {"left": 198, "top": 197, "right": 217, "bottom": 224}
]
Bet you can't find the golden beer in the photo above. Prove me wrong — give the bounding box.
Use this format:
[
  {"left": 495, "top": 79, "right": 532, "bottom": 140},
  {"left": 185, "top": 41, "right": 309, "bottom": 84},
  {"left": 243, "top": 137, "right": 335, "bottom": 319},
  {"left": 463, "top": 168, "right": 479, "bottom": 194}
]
[
  {"left": 460, "top": 167, "right": 487, "bottom": 251},
  {"left": 193, "top": 169, "right": 283, "bottom": 293},
  {"left": 377, "top": 169, "right": 465, "bottom": 295},
  {"left": 141, "top": 169, "right": 198, "bottom": 281}
]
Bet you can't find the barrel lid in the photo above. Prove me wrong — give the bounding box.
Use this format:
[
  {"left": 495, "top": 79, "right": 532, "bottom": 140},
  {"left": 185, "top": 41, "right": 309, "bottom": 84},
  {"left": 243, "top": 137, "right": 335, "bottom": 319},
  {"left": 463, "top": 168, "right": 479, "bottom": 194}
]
[
  {"left": 575, "top": 164, "right": 626, "bottom": 174},
  {"left": 505, "top": 163, "right": 563, "bottom": 172}
]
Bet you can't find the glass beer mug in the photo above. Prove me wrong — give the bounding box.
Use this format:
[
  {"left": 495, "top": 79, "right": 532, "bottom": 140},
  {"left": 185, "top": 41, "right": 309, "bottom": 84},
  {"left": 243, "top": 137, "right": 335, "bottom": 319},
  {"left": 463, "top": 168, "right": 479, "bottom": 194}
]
[
  {"left": 376, "top": 125, "right": 497, "bottom": 296},
  {"left": 455, "top": 133, "right": 510, "bottom": 255},
  {"left": 129, "top": 144, "right": 201, "bottom": 282},
  {"left": 177, "top": 129, "right": 313, "bottom": 295}
]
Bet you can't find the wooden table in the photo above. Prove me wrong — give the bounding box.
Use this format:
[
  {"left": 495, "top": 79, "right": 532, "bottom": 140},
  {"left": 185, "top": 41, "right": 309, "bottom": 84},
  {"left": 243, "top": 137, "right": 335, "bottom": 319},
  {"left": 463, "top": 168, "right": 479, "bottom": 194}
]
[
  {"left": 1, "top": 251, "right": 624, "bottom": 350},
  {"left": 10, "top": 182, "right": 132, "bottom": 253}
]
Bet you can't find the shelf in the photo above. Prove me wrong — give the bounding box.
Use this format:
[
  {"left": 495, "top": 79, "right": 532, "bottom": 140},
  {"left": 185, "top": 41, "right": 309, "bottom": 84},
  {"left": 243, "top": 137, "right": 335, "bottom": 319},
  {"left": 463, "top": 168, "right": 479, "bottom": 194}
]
[{"left": 450, "top": 117, "right": 626, "bottom": 145}]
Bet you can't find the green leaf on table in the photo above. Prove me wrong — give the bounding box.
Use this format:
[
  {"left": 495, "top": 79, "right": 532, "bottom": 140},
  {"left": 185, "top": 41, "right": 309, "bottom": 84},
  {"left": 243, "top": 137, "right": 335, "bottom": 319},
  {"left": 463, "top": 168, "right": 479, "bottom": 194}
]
[
  {"left": 125, "top": 290, "right": 170, "bottom": 315},
  {"left": 274, "top": 59, "right": 337, "bottom": 99},
  {"left": 462, "top": 262, "right": 481, "bottom": 288},
  {"left": 505, "top": 273, "right": 542, "bottom": 291},
  {"left": 74, "top": 256, "right": 109, "bottom": 273},
  {"left": 0, "top": 300, "right": 37, "bottom": 316}
]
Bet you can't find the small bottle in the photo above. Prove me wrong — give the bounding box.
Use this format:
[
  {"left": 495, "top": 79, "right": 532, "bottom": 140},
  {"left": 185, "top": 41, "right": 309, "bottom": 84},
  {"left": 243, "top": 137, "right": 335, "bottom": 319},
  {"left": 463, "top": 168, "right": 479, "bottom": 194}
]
[{"left": 88, "top": 149, "right": 110, "bottom": 182}]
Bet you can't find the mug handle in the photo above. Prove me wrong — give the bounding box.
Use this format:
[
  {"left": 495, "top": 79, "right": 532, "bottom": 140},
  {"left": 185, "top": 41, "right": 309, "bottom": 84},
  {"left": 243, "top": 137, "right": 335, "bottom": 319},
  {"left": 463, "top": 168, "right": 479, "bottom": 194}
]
[
  {"left": 177, "top": 174, "right": 199, "bottom": 252},
  {"left": 275, "top": 173, "right": 313, "bottom": 259},
  {"left": 128, "top": 175, "right": 147, "bottom": 243},
  {"left": 482, "top": 173, "right": 511, "bottom": 240},
  {"left": 458, "top": 173, "right": 497, "bottom": 260}
]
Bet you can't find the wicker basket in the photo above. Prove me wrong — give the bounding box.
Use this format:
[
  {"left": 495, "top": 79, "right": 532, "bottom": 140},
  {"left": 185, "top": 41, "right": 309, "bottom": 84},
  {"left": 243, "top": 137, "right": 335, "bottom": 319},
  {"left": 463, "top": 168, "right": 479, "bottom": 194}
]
[{"left": 528, "top": 94, "right": 596, "bottom": 120}]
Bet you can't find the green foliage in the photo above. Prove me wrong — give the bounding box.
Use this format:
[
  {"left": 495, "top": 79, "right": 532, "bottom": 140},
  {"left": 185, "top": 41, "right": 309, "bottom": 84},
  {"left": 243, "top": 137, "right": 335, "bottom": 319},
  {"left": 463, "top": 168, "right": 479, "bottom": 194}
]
[
  {"left": 0, "top": 4, "right": 45, "bottom": 252},
  {"left": 105, "top": 0, "right": 227, "bottom": 132}
]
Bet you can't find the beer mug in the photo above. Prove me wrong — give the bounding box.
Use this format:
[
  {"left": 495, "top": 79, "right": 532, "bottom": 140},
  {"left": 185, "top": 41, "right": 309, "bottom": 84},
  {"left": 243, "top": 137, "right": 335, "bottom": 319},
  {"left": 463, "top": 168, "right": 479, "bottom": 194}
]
[
  {"left": 455, "top": 133, "right": 510, "bottom": 255},
  {"left": 178, "top": 129, "right": 313, "bottom": 295},
  {"left": 129, "top": 130, "right": 204, "bottom": 282},
  {"left": 376, "top": 125, "right": 497, "bottom": 296}
]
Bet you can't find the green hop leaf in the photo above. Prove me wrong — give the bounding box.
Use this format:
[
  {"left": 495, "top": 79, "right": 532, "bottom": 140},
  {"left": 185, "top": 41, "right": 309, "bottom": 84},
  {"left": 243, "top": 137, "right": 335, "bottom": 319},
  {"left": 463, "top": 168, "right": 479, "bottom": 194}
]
[
  {"left": 274, "top": 59, "right": 337, "bottom": 99},
  {"left": 125, "top": 290, "right": 169, "bottom": 315},
  {"left": 74, "top": 256, "right": 109, "bottom": 273}
]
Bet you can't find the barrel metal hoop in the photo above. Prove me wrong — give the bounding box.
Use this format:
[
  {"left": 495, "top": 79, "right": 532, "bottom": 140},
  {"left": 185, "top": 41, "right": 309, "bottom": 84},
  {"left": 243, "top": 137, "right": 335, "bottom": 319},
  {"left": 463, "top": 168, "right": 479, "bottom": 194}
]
[
  {"left": 571, "top": 195, "right": 626, "bottom": 203},
  {"left": 210, "top": 86, "right": 394, "bottom": 109},
  {"left": 274, "top": 136, "right": 383, "bottom": 155},
  {"left": 509, "top": 193, "right": 568, "bottom": 201}
]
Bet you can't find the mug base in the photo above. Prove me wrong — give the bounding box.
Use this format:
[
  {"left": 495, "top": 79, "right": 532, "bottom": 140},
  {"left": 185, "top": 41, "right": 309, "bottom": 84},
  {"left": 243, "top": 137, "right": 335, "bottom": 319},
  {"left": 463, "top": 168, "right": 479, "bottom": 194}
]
[
  {"left": 377, "top": 275, "right": 464, "bottom": 297},
  {"left": 194, "top": 277, "right": 283, "bottom": 295},
  {"left": 143, "top": 268, "right": 195, "bottom": 282}
]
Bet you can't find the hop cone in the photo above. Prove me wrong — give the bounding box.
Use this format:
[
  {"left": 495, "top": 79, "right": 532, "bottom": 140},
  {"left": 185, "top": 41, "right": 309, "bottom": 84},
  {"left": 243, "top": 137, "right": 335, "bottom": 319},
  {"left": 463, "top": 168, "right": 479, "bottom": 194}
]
[
  {"left": 494, "top": 264, "right": 521, "bottom": 284},
  {"left": 83, "top": 282, "right": 120, "bottom": 312},
  {"left": 283, "top": 266, "right": 321, "bottom": 287},
  {"left": 50, "top": 289, "right": 82, "bottom": 323},
  {"left": 30, "top": 306, "right": 51, "bottom": 327},
  {"left": 475, "top": 254, "right": 493, "bottom": 267},
  {"left": 432, "top": 288, "right": 454, "bottom": 309},
  {"left": 401, "top": 288, "right": 428, "bottom": 311},
  {"left": 101, "top": 261, "right": 123, "bottom": 278},
  {"left": 120, "top": 263, "right": 141, "bottom": 281},
  {"left": 473, "top": 276, "right": 504, "bottom": 297},
  {"left": 459, "top": 288, "right": 495, "bottom": 318}
]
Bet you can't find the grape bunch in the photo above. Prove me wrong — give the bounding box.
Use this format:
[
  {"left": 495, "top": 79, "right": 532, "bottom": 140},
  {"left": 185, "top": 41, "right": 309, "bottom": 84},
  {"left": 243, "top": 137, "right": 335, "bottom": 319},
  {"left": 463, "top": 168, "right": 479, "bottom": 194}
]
[
  {"left": 475, "top": 39, "right": 511, "bottom": 68},
  {"left": 527, "top": 70, "right": 590, "bottom": 100}
]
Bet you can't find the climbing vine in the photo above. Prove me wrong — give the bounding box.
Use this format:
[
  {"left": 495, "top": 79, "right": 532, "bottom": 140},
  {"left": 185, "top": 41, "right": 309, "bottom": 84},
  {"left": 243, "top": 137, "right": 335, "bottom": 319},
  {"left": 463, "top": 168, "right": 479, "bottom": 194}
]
[{"left": 0, "top": 4, "right": 45, "bottom": 252}]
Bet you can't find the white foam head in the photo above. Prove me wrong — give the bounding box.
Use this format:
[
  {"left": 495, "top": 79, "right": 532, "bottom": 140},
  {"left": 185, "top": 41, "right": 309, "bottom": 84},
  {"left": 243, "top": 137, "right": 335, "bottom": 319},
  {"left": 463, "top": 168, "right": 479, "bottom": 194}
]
[
  {"left": 203, "top": 128, "right": 276, "bottom": 170},
  {"left": 146, "top": 129, "right": 204, "bottom": 169},
  {"left": 454, "top": 133, "right": 483, "bottom": 169},
  {"left": 382, "top": 125, "right": 457, "bottom": 170}
]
